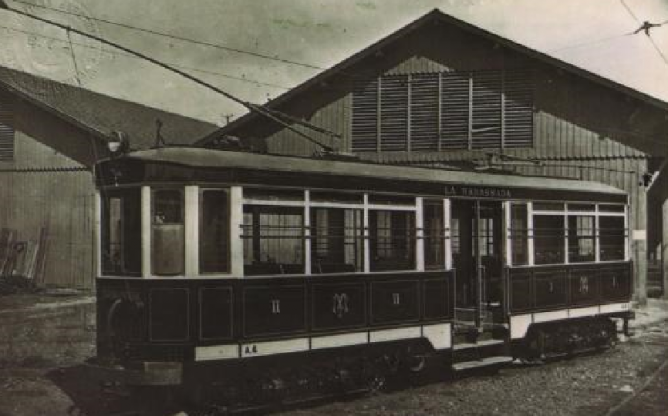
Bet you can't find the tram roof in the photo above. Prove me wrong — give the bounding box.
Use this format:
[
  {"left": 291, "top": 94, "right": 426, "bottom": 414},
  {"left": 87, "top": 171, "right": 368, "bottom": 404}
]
[{"left": 114, "top": 147, "right": 626, "bottom": 198}]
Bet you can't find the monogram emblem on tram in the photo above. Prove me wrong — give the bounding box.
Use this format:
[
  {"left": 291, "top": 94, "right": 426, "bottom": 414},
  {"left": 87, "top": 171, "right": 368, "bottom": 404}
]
[
  {"left": 579, "top": 276, "right": 589, "bottom": 294},
  {"left": 271, "top": 299, "right": 281, "bottom": 314},
  {"left": 332, "top": 293, "right": 349, "bottom": 318},
  {"left": 392, "top": 293, "right": 401, "bottom": 306}
]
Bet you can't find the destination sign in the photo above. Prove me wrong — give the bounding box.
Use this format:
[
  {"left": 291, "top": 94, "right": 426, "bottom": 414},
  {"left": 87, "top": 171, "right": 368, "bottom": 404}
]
[{"left": 445, "top": 185, "right": 512, "bottom": 199}]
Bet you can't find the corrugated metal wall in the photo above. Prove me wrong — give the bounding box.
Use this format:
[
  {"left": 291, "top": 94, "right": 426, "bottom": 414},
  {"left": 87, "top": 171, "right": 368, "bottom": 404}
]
[{"left": 0, "top": 129, "right": 95, "bottom": 290}]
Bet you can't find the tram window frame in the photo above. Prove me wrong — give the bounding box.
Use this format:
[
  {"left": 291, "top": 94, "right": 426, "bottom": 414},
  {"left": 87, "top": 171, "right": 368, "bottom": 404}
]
[
  {"left": 369, "top": 209, "right": 416, "bottom": 272},
  {"left": 152, "top": 188, "right": 185, "bottom": 276},
  {"left": 567, "top": 215, "right": 595, "bottom": 263},
  {"left": 199, "top": 188, "right": 230, "bottom": 274},
  {"left": 242, "top": 205, "right": 305, "bottom": 276},
  {"left": 310, "top": 207, "right": 364, "bottom": 274},
  {"left": 510, "top": 203, "right": 529, "bottom": 266},
  {"left": 101, "top": 188, "right": 142, "bottom": 276},
  {"left": 423, "top": 200, "right": 445, "bottom": 270},
  {"left": 533, "top": 214, "right": 565, "bottom": 265},
  {"left": 599, "top": 215, "right": 626, "bottom": 261}
]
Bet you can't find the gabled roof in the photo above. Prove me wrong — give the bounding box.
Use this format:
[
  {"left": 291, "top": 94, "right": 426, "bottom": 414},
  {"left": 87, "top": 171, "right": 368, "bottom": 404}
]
[
  {"left": 0, "top": 65, "right": 218, "bottom": 150},
  {"left": 198, "top": 8, "right": 668, "bottom": 145}
]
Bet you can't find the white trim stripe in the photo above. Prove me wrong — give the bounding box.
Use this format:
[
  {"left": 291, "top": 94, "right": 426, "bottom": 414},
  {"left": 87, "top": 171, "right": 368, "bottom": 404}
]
[
  {"left": 311, "top": 332, "right": 368, "bottom": 350},
  {"left": 510, "top": 302, "right": 632, "bottom": 339},
  {"left": 193, "top": 324, "right": 452, "bottom": 361},
  {"left": 370, "top": 326, "right": 421, "bottom": 343}
]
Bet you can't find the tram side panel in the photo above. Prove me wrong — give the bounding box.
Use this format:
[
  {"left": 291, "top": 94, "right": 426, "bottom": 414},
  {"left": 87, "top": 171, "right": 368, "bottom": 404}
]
[{"left": 96, "top": 271, "right": 455, "bottom": 368}]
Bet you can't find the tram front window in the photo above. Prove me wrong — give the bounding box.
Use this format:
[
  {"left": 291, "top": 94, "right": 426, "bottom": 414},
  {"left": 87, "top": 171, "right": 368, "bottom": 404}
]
[
  {"left": 200, "top": 189, "right": 230, "bottom": 273},
  {"left": 243, "top": 206, "right": 304, "bottom": 275},
  {"left": 152, "top": 189, "right": 185, "bottom": 275},
  {"left": 101, "top": 189, "right": 141, "bottom": 275}
]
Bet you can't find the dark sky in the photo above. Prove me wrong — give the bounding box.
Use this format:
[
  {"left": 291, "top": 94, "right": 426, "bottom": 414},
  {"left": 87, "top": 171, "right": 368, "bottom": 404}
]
[{"left": 1, "top": 0, "right": 668, "bottom": 125}]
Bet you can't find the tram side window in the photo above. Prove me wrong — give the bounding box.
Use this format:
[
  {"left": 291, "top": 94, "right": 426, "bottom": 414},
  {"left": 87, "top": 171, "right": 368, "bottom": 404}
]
[
  {"left": 510, "top": 204, "right": 528, "bottom": 266},
  {"left": 311, "top": 208, "right": 363, "bottom": 273},
  {"left": 568, "top": 215, "right": 595, "bottom": 263},
  {"left": 102, "top": 189, "right": 141, "bottom": 275},
  {"left": 200, "top": 190, "right": 229, "bottom": 273},
  {"left": 152, "top": 189, "right": 184, "bottom": 276},
  {"left": 423, "top": 201, "right": 445, "bottom": 269},
  {"left": 243, "top": 206, "right": 304, "bottom": 275},
  {"left": 369, "top": 210, "right": 415, "bottom": 271},
  {"left": 599, "top": 216, "right": 625, "bottom": 261},
  {"left": 534, "top": 215, "right": 565, "bottom": 265}
]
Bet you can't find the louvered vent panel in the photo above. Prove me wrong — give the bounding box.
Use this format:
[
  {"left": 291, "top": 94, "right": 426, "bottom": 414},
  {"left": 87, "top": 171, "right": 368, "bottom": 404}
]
[
  {"left": 379, "top": 75, "right": 408, "bottom": 151},
  {"left": 471, "top": 71, "right": 502, "bottom": 149},
  {"left": 351, "top": 78, "right": 379, "bottom": 152},
  {"left": 440, "top": 72, "right": 470, "bottom": 149},
  {"left": 0, "top": 94, "right": 14, "bottom": 162},
  {"left": 504, "top": 69, "right": 534, "bottom": 148},
  {"left": 409, "top": 73, "right": 439, "bottom": 151}
]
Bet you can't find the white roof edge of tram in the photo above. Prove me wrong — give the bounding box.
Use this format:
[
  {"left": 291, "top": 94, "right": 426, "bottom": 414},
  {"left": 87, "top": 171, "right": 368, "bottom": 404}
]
[{"left": 122, "top": 147, "right": 627, "bottom": 197}]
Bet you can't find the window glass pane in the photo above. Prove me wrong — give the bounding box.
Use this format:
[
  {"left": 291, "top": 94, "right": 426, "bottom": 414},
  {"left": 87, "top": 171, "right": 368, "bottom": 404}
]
[
  {"left": 369, "top": 210, "right": 415, "bottom": 271},
  {"left": 510, "top": 204, "right": 528, "bottom": 265},
  {"left": 533, "top": 202, "right": 564, "bottom": 211},
  {"left": 243, "top": 206, "right": 304, "bottom": 275},
  {"left": 243, "top": 188, "right": 303, "bottom": 201},
  {"left": 310, "top": 191, "right": 363, "bottom": 204},
  {"left": 568, "top": 204, "right": 595, "bottom": 212},
  {"left": 534, "top": 215, "right": 564, "bottom": 265},
  {"left": 368, "top": 194, "right": 415, "bottom": 205},
  {"left": 200, "top": 190, "right": 229, "bottom": 273},
  {"left": 152, "top": 189, "right": 184, "bottom": 275},
  {"left": 311, "top": 208, "right": 363, "bottom": 273},
  {"left": 451, "top": 217, "right": 461, "bottom": 255},
  {"left": 153, "top": 190, "right": 182, "bottom": 224},
  {"left": 600, "top": 216, "right": 625, "bottom": 261},
  {"left": 423, "top": 201, "right": 444, "bottom": 269},
  {"left": 568, "top": 215, "right": 595, "bottom": 263},
  {"left": 599, "top": 204, "right": 625, "bottom": 213},
  {"left": 102, "top": 189, "right": 141, "bottom": 275}
]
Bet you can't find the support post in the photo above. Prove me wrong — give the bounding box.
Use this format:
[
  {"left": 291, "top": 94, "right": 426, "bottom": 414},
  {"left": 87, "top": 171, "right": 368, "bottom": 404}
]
[
  {"left": 633, "top": 188, "right": 648, "bottom": 305},
  {"left": 141, "top": 186, "right": 151, "bottom": 278},
  {"left": 184, "top": 186, "right": 199, "bottom": 277}
]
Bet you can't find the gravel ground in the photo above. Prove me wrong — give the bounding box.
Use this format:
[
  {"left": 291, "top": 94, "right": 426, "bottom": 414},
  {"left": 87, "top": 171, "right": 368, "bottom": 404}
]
[
  {"left": 279, "top": 336, "right": 668, "bottom": 416},
  {"left": 0, "top": 314, "right": 666, "bottom": 415}
]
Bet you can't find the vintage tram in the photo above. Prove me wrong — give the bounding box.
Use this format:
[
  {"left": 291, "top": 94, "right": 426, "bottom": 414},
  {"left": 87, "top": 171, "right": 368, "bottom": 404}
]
[{"left": 93, "top": 146, "right": 633, "bottom": 406}]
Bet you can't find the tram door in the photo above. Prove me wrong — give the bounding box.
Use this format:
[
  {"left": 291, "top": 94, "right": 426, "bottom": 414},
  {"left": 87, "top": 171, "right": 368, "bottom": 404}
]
[{"left": 451, "top": 200, "right": 503, "bottom": 327}]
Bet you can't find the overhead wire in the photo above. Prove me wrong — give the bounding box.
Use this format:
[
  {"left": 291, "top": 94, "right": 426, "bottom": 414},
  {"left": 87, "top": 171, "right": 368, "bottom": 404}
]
[
  {"left": 548, "top": 32, "right": 634, "bottom": 54},
  {"left": 1, "top": 3, "right": 342, "bottom": 149},
  {"left": 11, "top": 0, "right": 329, "bottom": 72},
  {"left": 619, "top": 0, "right": 668, "bottom": 67}
]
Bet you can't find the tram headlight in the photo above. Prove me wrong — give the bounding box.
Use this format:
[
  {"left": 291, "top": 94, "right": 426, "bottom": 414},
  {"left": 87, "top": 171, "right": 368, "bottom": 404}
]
[{"left": 107, "top": 131, "right": 128, "bottom": 155}]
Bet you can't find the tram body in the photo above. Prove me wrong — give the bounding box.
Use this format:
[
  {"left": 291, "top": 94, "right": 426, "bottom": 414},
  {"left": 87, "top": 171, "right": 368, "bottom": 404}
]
[{"left": 93, "top": 147, "right": 633, "bottom": 402}]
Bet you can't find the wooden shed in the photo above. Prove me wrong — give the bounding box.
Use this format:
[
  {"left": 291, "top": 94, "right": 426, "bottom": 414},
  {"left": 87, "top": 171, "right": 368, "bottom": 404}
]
[
  {"left": 0, "top": 65, "right": 217, "bottom": 290},
  {"left": 199, "top": 9, "right": 668, "bottom": 303}
]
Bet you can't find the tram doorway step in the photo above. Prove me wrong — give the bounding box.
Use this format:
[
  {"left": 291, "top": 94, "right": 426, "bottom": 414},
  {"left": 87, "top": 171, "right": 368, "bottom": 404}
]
[
  {"left": 451, "top": 326, "right": 511, "bottom": 371},
  {"left": 451, "top": 355, "right": 514, "bottom": 372}
]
